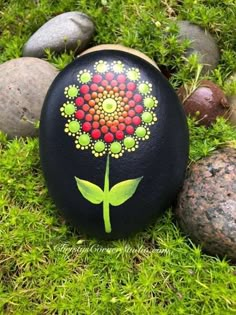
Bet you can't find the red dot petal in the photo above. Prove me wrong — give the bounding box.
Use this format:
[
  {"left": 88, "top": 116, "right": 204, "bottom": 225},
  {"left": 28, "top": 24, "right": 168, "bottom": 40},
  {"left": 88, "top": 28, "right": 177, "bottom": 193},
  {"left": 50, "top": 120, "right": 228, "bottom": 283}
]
[
  {"left": 133, "top": 94, "right": 142, "bottom": 102},
  {"left": 127, "top": 82, "right": 136, "bottom": 91},
  {"left": 93, "top": 74, "right": 102, "bottom": 83},
  {"left": 104, "top": 132, "right": 114, "bottom": 143},
  {"left": 125, "top": 117, "right": 132, "bottom": 125},
  {"left": 85, "top": 114, "right": 93, "bottom": 122},
  {"left": 82, "top": 104, "right": 90, "bottom": 112},
  {"left": 128, "top": 100, "right": 136, "bottom": 107},
  {"left": 110, "top": 126, "right": 117, "bottom": 133},
  {"left": 92, "top": 121, "right": 99, "bottom": 129},
  {"left": 91, "top": 129, "right": 101, "bottom": 140},
  {"left": 128, "top": 109, "right": 135, "bottom": 117},
  {"left": 84, "top": 94, "right": 91, "bottom": 101},
  {"left": 117, "top": 74, "right": 126, "bottom": 83},
  {"left": 118, "top": 123, "right": 126, "bottom": 131},
  {"left": 102, "top": 80, "right": 108, "bottom": 87},
  {"left": 126, "top": 125, "right": 134, "bottom": 135},
  {"left": 80, "top": 85, "right": 89, "bottom": 94},
  {"left": 126, "top": 91, "right": 133, "bottom": 98},
  {"left": 75, "top": 110, "right": 85, "bottom": 120},
  {"left": 105, "top": 72, "right": 115, "bottom": 81},
  {"left": 135, "top": 105, "right": 144, "bottom": 113},
  {"left": 119, "top": 83, "right": 126, "bottom": 91},
  {"left": 101, "top": 125, "right": 109, "bottom": 134},
  {"left": 111, "top": 80, "right": 118, "bottom": 87},
  {"left": 133, "top": 116, "right": 141, "bottom": 125},
  {"left": 90, "top": 84, "right": 98, "bottom": 91},
  {"left": 115, "top": 130, "right": 124, "bottom": 140},
  {"left": 75, "top": 97, "right": 84, "bottom": 106},
  {"left": 82, "top": 122, "right": 92, "bottom": 132}
]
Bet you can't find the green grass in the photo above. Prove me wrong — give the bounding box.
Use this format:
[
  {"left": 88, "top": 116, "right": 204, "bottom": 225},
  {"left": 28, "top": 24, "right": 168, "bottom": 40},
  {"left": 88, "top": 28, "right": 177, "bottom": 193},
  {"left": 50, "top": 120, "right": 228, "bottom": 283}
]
[{"left": 0, "top": 0, "right": 236, "bottom": 314}]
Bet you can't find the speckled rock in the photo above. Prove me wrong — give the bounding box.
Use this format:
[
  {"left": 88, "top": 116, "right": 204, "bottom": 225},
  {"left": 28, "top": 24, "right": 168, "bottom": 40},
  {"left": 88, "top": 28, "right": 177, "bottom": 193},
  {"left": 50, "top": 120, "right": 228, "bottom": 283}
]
[
  {"left": 0, "top": 57, "right": 58, "bottom": 138},
  {"left": 23, "top": 12, "right": 94, "bottom": 58},
  {"left": 177, "top": 20, "right": 220, "bottom": 74},
  {"left": 225, "top": 73, "right": 236, "bottom": 127},
  {"left": 175, "top": 147, "right": 236, "bottom": 261}
]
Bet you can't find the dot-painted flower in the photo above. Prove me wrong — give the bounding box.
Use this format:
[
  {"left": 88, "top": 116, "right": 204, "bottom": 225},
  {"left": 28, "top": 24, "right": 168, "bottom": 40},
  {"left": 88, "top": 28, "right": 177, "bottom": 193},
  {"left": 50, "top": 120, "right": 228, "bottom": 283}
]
[{"left": 61, "top": 60, "right": 158, "bottom": 158}]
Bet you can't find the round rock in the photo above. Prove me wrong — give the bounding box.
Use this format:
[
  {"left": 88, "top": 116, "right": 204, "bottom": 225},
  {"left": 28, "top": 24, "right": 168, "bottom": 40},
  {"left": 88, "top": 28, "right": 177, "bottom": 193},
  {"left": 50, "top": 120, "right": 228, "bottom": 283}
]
[
  {"left": 0, "top": 57, "right": 58, "bottom": 138},
  {"left": 178, "top": 80, "right": 230, "bottom": 126},
  {"left": 79, "top": 44, "right": 160, "bottom": 70},
  {"left": 177, "top": 20, "right": 220, "bottom": 74},
  {"left": 225, "top": 72, "right": 236, "bottom": 127},
  {"left": 23, "top": 12, "right": 94, "bottom": 58},
  {"left": 175, "top": 147, "right": 236, "bottom": 261},
  {"left": 40, "top": 48, "right": 189, "bottom": 239}
]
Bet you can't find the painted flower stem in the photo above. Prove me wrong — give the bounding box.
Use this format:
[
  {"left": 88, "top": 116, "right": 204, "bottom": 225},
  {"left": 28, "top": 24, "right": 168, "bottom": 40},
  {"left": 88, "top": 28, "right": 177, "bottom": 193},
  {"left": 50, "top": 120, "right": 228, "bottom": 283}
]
[{"left": 103, "top": 154, "right": 111, "bottom": 233}]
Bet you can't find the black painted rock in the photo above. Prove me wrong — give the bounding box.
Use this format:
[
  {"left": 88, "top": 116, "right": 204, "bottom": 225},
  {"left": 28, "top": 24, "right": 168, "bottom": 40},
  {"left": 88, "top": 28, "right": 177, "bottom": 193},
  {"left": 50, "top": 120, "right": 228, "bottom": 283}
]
[
  {"left": 175, "top": 147, "right": 236, "bottom": 261},
  {"left": 40, "top": 47, "right": 189, "bottom": 239},
  {"left": 177, "top": 21, "right": 220, "bottom": 74}
]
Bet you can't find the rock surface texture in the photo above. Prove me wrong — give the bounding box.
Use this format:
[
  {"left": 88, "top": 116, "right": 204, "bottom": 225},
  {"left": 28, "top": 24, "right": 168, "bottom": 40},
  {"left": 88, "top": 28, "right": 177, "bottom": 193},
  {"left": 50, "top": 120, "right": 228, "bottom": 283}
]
[
  {"left": 175, "top": 147, "right": 236, "bottom": 261},
  {"left": 225, "top": 73, "right": 236, "bottom": 127},
  {"left": 0, "top": 57, "right": 58, "bottom": 138},
  {"left": 23, "top": 12, "right": 95, "bottom": 58},
  {"left": 177, "top": 20, "right": 220, "bottom": 74}
]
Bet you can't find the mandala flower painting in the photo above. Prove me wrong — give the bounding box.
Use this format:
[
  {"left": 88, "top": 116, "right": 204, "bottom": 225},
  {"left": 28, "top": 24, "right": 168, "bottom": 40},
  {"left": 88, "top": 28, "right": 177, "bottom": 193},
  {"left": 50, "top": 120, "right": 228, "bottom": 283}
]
[
  {"left": 59, "top": 59, "right": 159, "bottom": 233},
  {"left": 60, "top": 60, "right": 158, "bottom": 159}
]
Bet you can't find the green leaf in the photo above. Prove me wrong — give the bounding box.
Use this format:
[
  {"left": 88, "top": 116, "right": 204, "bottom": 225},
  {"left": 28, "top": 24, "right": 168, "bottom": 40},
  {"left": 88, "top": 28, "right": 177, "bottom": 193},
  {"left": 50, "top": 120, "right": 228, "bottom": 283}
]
[
  {"left": 109, "top": 176, "right": 143, "bottom": 206},
  {"left": 75, "top": 177, "right": 104, "bottom": 205}
]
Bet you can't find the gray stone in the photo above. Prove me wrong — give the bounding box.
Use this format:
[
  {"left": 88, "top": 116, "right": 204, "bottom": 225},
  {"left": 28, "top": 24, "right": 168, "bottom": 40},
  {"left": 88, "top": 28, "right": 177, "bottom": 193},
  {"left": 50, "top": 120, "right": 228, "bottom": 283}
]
[
  {"left": 23, "top": 12, "right": 95, "bottom": 58},
  {"left": 225, "top": 72, "right": 236, "bottom": 127},
  {"left": 177, "top": 20, "right": 220, "bottom": 74},
  {"left": 0, "top": 57, "right": 58, "bottom": 138},
  {"left": 175, "top": 147, "right": 236, "bottom": 261}
]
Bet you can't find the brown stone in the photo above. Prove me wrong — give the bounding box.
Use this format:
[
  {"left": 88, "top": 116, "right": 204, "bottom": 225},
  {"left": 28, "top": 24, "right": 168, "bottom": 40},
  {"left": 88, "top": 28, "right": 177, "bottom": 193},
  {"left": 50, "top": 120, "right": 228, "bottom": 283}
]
[{"left": 178, "top": 80, "right": 230, "bottom": 126}]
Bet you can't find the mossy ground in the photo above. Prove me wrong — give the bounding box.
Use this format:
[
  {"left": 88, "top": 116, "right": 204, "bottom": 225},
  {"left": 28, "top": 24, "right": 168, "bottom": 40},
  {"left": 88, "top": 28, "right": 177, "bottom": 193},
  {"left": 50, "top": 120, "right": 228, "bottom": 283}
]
[{"left": 0, "top": 0, "right": 236, "bottom": 314}]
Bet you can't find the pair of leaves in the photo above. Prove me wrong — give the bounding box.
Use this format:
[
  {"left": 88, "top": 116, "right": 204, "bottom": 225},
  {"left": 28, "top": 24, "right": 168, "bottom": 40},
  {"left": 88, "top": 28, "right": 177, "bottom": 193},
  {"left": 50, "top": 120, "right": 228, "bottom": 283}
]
[{"left": 75, "top": 176, "right": 143, "bottom": 207}]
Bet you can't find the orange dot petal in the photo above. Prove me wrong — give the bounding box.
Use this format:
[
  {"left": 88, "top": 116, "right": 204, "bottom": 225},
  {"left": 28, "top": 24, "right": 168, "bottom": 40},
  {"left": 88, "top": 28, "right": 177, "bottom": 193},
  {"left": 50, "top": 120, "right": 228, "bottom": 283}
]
[{"left": 89, "top": 100, "right": 95, "bottom": 107}]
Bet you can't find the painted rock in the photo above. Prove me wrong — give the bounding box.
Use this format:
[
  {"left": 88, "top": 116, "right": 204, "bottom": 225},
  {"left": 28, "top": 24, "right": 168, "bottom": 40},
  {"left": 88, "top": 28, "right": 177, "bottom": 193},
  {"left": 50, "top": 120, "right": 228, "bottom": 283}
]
[
  {"left": 0, "top": 57, "right": 58, "bottom": 138},
  {"left": 40, "top": 47, "right": 189, "bottom": 239},
  {"left": 177, "top": 21, "right": 220, "bottom": 74},
  {"left": 23, "top": 12, "right": 94, "bottom": 58},
  {"left": 178, "top": 80, "right": 230, "bottom": 126},
  {"left": 175, "top": 147, "right": 236, "bottom": 261}
]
